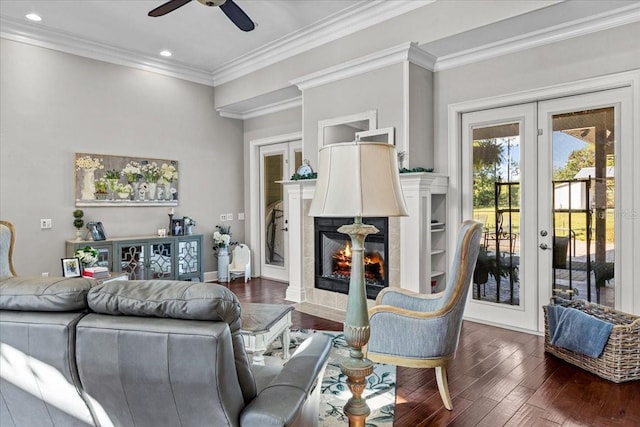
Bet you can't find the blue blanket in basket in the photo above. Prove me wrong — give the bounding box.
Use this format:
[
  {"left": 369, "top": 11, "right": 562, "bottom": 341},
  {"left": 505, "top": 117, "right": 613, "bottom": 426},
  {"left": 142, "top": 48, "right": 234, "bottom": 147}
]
[{"left": 547, "top": 304, "right": 614, "bottom": 358}]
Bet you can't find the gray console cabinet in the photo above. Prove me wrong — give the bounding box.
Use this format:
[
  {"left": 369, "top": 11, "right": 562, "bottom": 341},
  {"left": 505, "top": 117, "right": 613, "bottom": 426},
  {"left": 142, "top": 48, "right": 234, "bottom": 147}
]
[{"left": 66, "top": 234, "right": 203, "bottom": 281}]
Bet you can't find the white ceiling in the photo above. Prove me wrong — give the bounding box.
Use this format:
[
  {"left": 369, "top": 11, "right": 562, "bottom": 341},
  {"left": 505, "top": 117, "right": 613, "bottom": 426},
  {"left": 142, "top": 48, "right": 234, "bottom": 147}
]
[
  {"left": 1, "top": 0, "right": 640, "bottom": 109},
  {"left": 0, "top": 0, "right": 424, "bottom": 85}
]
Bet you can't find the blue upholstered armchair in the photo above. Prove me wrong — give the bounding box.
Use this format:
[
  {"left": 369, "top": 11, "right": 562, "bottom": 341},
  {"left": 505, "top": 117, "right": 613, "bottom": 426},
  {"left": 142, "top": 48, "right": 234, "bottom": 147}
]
[
  {"left": 0, "top": 220, "right": 17, "bottom": 277},
  {"left": 366, "top": 220, "right": 483, "bottom": 410}
]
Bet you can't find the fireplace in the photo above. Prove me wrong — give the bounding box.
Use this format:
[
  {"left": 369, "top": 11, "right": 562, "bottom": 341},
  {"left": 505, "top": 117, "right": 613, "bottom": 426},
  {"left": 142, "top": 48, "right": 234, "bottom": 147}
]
[{"left": 314, "top": 217, "right": 388, "bottom": 299}]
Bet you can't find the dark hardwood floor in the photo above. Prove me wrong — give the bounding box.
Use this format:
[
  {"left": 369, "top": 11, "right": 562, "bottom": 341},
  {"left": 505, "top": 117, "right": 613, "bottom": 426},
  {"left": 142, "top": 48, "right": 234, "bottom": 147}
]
[{"left": 225, "top": 278, "right": 640, "bottom": 426}]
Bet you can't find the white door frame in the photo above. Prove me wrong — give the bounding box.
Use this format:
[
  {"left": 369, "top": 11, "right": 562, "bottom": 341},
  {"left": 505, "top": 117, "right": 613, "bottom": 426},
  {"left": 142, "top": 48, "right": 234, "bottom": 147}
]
[
  {"left": 449, "top": 70, "right": 640, "bottom": 331},
  {"left": 249, "top": 132, "right": 302, "bottom": 281}
]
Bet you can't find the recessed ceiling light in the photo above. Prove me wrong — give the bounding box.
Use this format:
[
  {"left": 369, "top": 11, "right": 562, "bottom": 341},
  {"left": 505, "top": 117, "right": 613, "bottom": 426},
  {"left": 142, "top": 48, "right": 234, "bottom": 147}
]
[
  {"left": 25, "top": 13, "right": 42, "bottom": 22},
  {"left": 160, "top": 50, "right": 172, "bottom": 57}
]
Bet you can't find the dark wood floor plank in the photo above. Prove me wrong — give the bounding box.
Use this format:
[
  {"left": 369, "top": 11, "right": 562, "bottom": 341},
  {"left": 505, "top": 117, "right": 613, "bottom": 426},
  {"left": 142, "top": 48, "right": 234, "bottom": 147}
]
[
  {"left": 504, "top": 403, "right": 562, "bottom": 427},
  {"left": 226, "top": 278, "right": 640, "bottom": 426},
  {"left": 476, "top": 385, "right": 535, "bottom": 427}
]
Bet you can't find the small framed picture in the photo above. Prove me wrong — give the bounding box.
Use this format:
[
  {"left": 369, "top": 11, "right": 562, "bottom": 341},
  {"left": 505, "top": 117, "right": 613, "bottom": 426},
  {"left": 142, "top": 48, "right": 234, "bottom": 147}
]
[
  {"left": 87, "top": 221, "right": 106, "bottom": 241},
  {"left": 96, "top": 222, "right": 107, "bottom": 240},
  {"left": 61, "top": 257, "right": 82, "bottom": 278},
  {"left": 171, "top": 219, "right": 185, "bottom": 236}
]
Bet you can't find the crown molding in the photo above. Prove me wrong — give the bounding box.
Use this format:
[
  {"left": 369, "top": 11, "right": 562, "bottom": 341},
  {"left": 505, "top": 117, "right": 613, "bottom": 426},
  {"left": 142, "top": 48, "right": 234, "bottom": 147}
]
[
  {"left": 0, "top": 16, "right": 215, "bottom": 87},
  {"left": 211, "top": 0, "right": 434, "bottom": 86},
  {"left": 218, "top": 96, "right": 302, "bottom": 120},
  {"left": 291, "top": 42, "right": 435, "bottom": 91},
  {"left": 434, "top": 3, "right": 640, "bottom": 72}
]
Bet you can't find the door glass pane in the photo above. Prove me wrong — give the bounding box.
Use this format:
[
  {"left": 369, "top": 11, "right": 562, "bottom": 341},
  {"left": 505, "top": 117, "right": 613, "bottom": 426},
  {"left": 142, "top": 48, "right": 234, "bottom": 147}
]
[
  {"left": 472, "top": 123, "right": 521, "bottom": 305},
  {"left": 551, "top": 107, "right": 615, "bottom": 306},
  {"left": 294, "top": 150, "right": 303, "bottom": 171},
  {"left": 264, "top": 153, "right": 284, "bottom": 267}
]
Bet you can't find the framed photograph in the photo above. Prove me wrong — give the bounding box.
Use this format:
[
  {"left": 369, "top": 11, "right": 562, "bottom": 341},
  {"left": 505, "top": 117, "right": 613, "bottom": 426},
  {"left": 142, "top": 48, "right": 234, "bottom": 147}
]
[
  {"left": 96, "top": 222, "right": 107, "bottom": 240},
  {"left": 171, "top": 219, "right": 185, "bottom": 236},
  {"left": 87, "top": 221, "right": 106, "bottom": 241},
  {"left": 61, "top": 258, "right": 82, "bottom": 278}
]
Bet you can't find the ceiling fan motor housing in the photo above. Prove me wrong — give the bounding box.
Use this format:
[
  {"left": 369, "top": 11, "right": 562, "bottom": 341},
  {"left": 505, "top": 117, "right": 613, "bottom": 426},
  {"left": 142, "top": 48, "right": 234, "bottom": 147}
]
[{"left": 198, "top": 0, "right": 227, "bottom": 7}]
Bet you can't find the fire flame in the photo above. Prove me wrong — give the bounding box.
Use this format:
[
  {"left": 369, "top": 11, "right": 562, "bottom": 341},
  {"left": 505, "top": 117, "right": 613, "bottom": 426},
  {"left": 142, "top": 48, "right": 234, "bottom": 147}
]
[{"left": 331, "top": 242, "right": 384, "bottom": 279}]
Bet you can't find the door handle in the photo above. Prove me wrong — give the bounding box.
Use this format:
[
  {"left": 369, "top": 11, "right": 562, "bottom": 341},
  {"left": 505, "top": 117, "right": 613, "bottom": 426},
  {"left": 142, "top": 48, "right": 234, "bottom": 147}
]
[
  {"left": 539, "top": 243, "right": 550, "bottom": 250},
  {"left": 281, "top": 227, "right": 288, "bottom": 232}
]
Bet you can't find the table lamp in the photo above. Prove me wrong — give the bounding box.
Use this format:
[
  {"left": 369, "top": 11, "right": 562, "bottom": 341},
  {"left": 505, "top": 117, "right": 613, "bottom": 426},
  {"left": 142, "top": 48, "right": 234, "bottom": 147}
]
[{"left": 309, "top": 139, "right": 407, "bottom": 426}]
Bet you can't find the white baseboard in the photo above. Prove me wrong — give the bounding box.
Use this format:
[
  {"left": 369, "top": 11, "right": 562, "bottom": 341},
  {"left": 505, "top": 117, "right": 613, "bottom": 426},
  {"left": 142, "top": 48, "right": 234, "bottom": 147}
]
[{"left": 203, "top": 271, "right": 217, "bottom": 283}]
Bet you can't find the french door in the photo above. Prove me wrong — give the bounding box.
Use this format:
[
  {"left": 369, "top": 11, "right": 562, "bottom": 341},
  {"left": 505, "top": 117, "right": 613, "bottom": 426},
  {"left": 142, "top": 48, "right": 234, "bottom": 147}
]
[
  {"left": 462, "top": 88, "right": 630, "bottom": 333},
  {"left": 537, "top": 88, "right": 631, "bottom": 329},
  {"left": 462, "top": 104, "right": 538, "bottom": 331},
  {"left": 259, "top": 141, "right": 301, "bottom": 282}
]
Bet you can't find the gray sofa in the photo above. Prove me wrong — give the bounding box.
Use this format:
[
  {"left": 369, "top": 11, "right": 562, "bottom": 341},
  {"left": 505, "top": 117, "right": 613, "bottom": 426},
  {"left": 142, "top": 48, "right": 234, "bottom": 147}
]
[{"left": 0, "top": 277, "right": 331, "bottom": 427}]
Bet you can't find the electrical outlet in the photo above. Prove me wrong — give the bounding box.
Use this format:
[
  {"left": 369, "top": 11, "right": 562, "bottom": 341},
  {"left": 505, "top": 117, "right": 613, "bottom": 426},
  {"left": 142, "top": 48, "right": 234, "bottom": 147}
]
[
  {"left": 220, "top": 214, "right": 227, "bottom": 222},
  {"left": 41, "top": 272, "right": 49, "bottom": 277},
  {"left": 227, "top": 213, "right": 233, "bottom": 221},
  {"left": 238, "top": 212, "right": 245, "bottom": 220},
  {"left": 40, "top": 218, "right": 52, "bottom": 229}
]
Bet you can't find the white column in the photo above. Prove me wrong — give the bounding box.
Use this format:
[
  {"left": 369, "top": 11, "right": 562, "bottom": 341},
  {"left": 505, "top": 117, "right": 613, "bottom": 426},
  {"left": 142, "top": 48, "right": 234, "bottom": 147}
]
[{"left": 282, "top": 180, "right": 316, "bottom": 302}]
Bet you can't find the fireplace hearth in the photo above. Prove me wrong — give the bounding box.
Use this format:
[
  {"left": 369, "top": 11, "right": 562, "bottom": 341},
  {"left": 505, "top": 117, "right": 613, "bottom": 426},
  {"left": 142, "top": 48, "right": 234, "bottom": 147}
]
[{"left": 314, "top": 217, "right": 388, "bottom": 299}]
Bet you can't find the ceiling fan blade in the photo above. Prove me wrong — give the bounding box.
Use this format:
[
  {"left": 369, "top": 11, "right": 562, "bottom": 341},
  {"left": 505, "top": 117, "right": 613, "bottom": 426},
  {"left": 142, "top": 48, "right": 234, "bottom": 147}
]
[
  {"left": 148, "top": 0, "right": 193, "bottom": 17},
  {"left": 219, "top": 0, "right": 255, "bottom": 32}
]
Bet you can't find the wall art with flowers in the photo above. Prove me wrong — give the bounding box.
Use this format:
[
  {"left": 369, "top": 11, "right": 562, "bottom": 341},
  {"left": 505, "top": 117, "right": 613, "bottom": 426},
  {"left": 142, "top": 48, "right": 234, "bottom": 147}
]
[{"left": 75, "top": 153, "right": 179, "bottom": 207}]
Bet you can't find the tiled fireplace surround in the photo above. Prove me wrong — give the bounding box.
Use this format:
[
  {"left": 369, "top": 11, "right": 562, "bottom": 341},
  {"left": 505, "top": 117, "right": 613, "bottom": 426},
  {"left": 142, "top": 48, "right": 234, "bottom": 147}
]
[{"left": 283, "top": 173, "right": 447, "bottom": 312}]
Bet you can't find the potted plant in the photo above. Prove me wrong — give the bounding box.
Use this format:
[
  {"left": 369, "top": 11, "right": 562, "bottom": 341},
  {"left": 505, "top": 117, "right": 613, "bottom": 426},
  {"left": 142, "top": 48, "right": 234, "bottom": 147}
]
[
  {"left": 104, "top": 169, "right": 121, "bottom": 195},
  {"left": 94, "top": 178, "right": 109, "bottom": 200},
  {"left": 73, "top": 209, "right": 84, "bottom": 240},
  {"left": 114, "top": 183, "right": 132, "bottom": 199},
  {"left": 74, "top": 246, "right": 98, "bottom": 268},
  {"left": 213, "top": 224, "right": 234, "bottom": 282}
]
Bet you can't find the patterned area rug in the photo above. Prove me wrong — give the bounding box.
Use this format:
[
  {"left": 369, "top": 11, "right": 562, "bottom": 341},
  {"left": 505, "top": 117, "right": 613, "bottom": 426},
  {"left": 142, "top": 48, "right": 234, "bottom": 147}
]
[{"left": 264, "top": 329, "right": 396, "bottom": 427}]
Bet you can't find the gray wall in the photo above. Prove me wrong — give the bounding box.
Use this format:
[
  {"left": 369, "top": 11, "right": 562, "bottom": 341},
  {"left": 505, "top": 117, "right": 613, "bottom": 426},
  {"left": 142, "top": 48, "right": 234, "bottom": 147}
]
[
  {"left": 0, "top": 39, "right": 244, "bottom": 276},
  {"left": 303, "top": 63, "right": 404, "bottom": 168},
  {"left": 434, "top": 21, "right": 640, "bottom": 171}
]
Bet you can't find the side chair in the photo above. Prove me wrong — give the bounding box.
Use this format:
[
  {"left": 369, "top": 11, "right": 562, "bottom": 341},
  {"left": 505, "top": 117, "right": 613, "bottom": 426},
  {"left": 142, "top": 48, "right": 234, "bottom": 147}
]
[
  {"left": 0, "top": 220, "right": 17, "bottom": 277},
  {"left": 229, "top": 243, "right": 251, "bottom": 283},
  {"left": 366, "top": 220, "right": 483, "bottom": 410}
]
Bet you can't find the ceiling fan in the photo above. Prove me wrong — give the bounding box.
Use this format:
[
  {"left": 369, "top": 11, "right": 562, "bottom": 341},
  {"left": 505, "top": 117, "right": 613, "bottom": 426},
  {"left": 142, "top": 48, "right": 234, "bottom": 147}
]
[{"left": 148, "top": 0, "right": 255, "bottom": 32}]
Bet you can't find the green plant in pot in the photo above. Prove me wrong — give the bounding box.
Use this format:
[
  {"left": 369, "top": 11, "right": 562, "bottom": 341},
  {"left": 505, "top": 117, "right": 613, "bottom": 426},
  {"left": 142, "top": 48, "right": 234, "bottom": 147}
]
[
  {"left": 73, "top": 210, "right": 84, "bottom": 241},
  {"left": 94, "top": 178, "right": 108, "bottom": 200}
]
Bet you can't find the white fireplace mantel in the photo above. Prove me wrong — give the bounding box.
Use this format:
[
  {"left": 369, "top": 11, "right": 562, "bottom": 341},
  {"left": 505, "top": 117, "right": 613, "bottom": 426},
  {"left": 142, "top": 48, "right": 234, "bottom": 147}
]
[{"left": 282, "top": 173, "right": 448, "bottom": 308}]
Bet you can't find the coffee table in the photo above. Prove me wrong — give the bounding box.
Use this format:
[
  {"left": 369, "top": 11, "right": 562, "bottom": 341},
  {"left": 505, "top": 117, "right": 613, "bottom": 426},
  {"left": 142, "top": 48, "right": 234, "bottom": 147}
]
[{"left": 240, "top": 303, "right": 294, "bottom": 365}]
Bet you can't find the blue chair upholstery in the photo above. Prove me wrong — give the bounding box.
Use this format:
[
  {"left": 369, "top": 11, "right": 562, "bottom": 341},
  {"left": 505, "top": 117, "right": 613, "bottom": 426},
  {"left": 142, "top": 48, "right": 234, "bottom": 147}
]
[
  {"left": 367, "top": 220, "right": 483, "bottom": 410},
  {"left": 1, "top": 221, "right": 17, "bottom": 277}
]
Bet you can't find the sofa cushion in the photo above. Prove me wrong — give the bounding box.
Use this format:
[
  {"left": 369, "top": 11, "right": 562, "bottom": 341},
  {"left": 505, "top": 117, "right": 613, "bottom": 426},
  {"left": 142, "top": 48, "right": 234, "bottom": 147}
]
[
  {"left": 0, "top": 276, "right": 93, "bottom": 312},
  {"left": 88, "top": 280, "right": 241, "bottom": 330}
]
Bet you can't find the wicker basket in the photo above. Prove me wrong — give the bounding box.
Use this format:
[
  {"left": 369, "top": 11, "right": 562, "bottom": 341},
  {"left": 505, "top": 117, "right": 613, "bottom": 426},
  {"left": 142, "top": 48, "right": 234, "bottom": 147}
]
[{"left": 543, "top": 299, "right": 640, "bottom": 383}]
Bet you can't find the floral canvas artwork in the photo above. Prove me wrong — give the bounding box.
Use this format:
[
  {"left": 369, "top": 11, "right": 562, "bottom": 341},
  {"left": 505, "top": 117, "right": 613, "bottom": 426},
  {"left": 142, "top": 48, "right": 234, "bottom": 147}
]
[{"left": 75, "top": 153, "right": 179, "bottom": 207}]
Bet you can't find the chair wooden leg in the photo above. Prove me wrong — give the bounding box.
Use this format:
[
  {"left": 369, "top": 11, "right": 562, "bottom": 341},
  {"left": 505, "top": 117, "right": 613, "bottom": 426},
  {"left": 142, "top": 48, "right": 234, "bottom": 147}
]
[{"left": 435, "top": 366, "right": 453, "bottom": 410}]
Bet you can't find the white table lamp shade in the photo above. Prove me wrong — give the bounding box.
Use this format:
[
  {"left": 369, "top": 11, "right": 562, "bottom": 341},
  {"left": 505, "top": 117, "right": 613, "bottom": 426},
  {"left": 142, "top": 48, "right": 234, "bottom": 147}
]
[{"left": 309, "top": 141, "right": 408, "bottom": 217}]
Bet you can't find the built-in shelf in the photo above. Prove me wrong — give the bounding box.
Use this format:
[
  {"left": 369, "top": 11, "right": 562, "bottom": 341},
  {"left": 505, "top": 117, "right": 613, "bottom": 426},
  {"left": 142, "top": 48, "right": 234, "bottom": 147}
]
[{"left": 399, "top": 173, "right": 448, "bottom": 293}]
